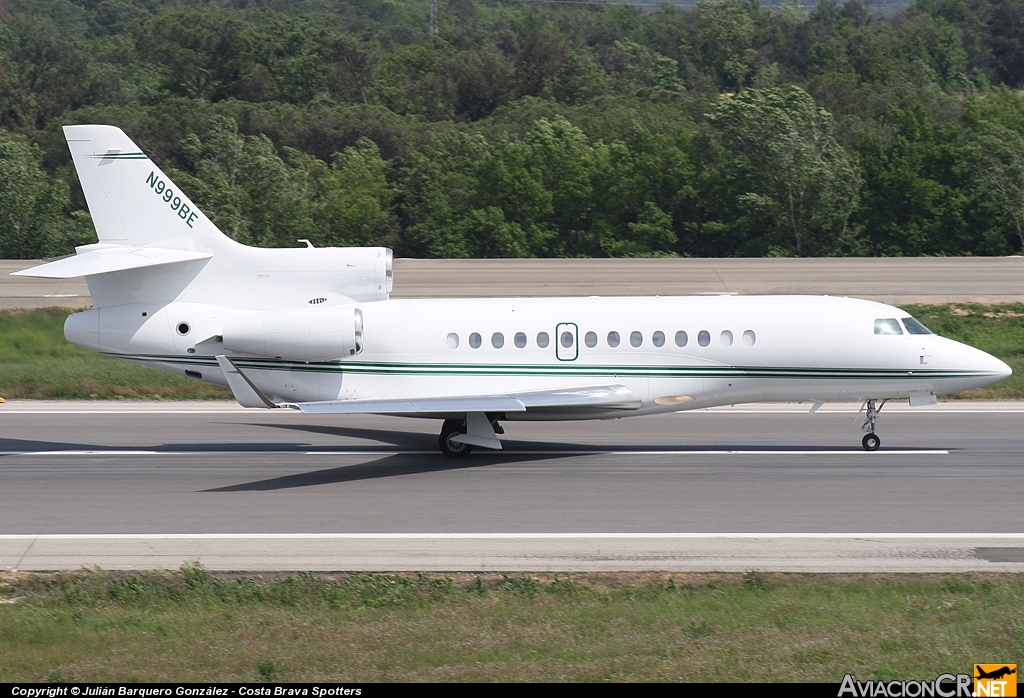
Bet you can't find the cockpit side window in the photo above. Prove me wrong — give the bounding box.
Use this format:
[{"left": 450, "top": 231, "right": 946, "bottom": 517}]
[
  {"left": 902, "top": 317, "right": 933, "bottom": 335},
  {"left": 874, "top": 318, "right": 904, "bottom": 335}
]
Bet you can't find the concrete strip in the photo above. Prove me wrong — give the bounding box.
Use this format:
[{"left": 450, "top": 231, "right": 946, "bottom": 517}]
[
  {"left": 390, "top": 257, "right": 1024, "bottom": 303},
  {"left": 3, "top": 534, "right": 1024, "bottom": 573},
  {"left": 5, "top": 257, "right": 1024, "bottom": 307}
]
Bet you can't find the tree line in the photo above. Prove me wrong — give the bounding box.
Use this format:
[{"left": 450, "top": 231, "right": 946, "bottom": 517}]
[{"left": 1, "top": 0, "right": 1024, "bottom": 259}]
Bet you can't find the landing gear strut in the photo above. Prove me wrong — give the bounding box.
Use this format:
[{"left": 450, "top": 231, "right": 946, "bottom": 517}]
[
  {"left": 439, "top": 418, "right": 472, "bottom": 458},
  {"left": 859, "top": 399, "right": 887, "bottom": 451}
]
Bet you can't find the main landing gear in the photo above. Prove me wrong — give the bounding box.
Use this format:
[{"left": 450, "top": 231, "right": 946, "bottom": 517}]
[
  {"left": 438, "top": 414, "right": 505, "bottom": 458},
  {"left": 439, "top": 419, "right": 472, "bottom": 458},
  {"left": 859, "top": 398, "right": 888, "bottom": 451}
]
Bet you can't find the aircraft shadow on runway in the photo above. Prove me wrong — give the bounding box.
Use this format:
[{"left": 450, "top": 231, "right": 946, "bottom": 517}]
[
  {"left": 245, "top": 420, "right": 435, "bottom": 449},
  {"left": 204, "top": 452, "right": 575, "bottom": 492},
  {"left": 0, "top": 437, "right": 427, "bottom": 455}
]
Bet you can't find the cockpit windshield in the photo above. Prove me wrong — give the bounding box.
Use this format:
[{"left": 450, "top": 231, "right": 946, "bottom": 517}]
[
  {"left": 874, "top": 318, "right": 904, "bottom": 335},
  {"left": 902, "top": 317, "right": 934, "bottom": 335}
]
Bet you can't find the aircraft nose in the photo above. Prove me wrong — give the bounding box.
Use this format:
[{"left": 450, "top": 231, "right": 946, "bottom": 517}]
[
  {"left": 993, "top": 355, "right": 1012, "bottom": 382},
  {"left": 970, "top": 345, "right": 1011, "bottom": 381}
]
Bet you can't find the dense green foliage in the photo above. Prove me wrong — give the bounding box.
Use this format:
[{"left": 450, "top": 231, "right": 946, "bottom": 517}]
[{"left": 2, "top": 0, "right": 1024, "bottom": 258}]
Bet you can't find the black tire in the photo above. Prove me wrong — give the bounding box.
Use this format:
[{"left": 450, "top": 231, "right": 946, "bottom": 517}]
[
  {"left": 439, "top": 419, "right": 473, "bottom": 458},
  {"left": 862, "top": 433, "right": 881, "bottom": 451}
]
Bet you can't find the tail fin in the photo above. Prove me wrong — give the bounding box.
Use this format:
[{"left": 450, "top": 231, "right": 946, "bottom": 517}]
[{"left": 64, "top": 125, "right": 228, "bottom": 251}]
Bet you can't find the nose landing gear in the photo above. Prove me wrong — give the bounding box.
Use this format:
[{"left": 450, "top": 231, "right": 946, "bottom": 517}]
[{"left": 859, "top": 399, "right": 887, "bottom": 451}]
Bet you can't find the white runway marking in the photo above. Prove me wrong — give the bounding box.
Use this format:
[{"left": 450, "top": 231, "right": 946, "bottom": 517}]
[{"left": 0, "top": 449, "right": 950, "bottom": 456}]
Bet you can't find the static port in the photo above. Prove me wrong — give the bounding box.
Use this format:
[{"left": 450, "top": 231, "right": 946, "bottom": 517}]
[{"left": 177, "top": 322, "right": 191, "bottom": 336}]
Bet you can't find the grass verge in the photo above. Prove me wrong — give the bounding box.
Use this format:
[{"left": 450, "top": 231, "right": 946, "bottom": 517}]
[
  {"left": 1, "top": 566, "right": 1021, "bottom": 682},
  {"left": 0, "top": 304, "right": 1021, "bottom": 400}
]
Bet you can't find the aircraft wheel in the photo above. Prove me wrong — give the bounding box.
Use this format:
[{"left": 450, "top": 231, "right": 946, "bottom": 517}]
[
  {"left": 862, "top": 433, "right": 881, "bottom": 452},
  {"left": 439, "top": 419, "right": 473, "bottom": 458}
]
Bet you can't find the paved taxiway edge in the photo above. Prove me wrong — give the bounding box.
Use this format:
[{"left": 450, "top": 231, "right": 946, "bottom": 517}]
[{"left": 3, "top": 534, "right": 1024, "bottom": 573}]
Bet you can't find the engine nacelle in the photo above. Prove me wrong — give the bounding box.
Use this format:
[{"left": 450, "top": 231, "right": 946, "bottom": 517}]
[
  {"left": 258, "top": 246, "right": 393, "bottom": 303},
  {"left": 223, "top": 305, "right": 363, "bottom": 361}
]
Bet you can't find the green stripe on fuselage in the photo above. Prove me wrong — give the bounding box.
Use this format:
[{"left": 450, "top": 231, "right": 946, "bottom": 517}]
[{"left": 105, "top": 353, "right": 989, "bottom": 380}]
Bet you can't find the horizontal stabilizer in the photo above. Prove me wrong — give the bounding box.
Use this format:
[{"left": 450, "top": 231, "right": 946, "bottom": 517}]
[
  {"left": 216, "top": 355, "right": 278, "bottom": 409},
  {"left": 13, "top": 246, "right": 211, "bottom": 279}
]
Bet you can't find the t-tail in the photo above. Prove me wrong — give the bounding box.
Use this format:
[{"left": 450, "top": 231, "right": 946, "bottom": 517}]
[
  {"left": 15, "top": 125, "right": 390, "bottom": 368},
  {"left": 17, "top": 125, "right": 391, "bottom": 305}
]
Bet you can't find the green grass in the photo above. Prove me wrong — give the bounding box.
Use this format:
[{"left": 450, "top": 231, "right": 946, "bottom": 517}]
[
  {"left": 0, "top": 304, "right": 1022, "bottom": 400},
  {"left": 1, "top": 566, "right": 1021, "bottom": 682}
]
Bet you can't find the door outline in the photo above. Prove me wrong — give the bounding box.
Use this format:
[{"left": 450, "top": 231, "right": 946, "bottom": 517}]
[{"left": 555, "top": 322, "right": 578, "bottom": 361}]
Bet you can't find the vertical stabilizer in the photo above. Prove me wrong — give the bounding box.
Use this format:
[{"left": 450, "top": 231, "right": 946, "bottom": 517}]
[{"left": 63, "top": 125, "right": 229, "bottom": 251}]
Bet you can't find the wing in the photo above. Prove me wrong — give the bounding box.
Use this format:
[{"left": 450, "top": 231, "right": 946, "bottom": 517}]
[
  {"left": 294, "top": 384, "right": 642, "bottom": 416},
  {"left": 215, "top": 356, "right": 642, "bottom": 416}
]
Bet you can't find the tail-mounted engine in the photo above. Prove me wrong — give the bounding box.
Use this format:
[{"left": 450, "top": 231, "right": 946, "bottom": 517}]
[
  {"left": 278, "top": 246, "right": 392, "bottom": 303},
  {"left": 223, "top": 305, "right": 363, "bottom": 361}
]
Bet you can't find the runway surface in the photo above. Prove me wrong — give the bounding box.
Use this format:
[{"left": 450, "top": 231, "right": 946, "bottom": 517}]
[
  {"left": 1, "top": 402, "right": 1022, "bottom": 572},
  {"left": 4, "top": 256, "right": 1024, "bottom": 307}
]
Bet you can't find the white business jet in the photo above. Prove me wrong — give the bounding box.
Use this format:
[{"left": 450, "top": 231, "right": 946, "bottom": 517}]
[{"left": 15, "top": 126, "right": 1012, "bottom": 456}]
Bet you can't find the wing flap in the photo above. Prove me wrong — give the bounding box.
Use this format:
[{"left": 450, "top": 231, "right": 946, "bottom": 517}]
[{"left": 12, "top": 246, "right": 212, "bottom": 279}]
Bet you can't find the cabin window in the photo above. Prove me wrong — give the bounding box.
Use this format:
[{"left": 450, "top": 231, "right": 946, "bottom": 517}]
[
  {"left": 584, "top": 331, "right": 598, "bottom": 348},
  {"left": 537, "top": 332, "right": 550, "bottom": 348},
  {"left": 491, "top": 332, "right": 504, "bottom": 348},
  {"left": 902, "top": 317, "right": 934, "bottom": 335},
  {"left": 469, "top": 332, "right": 482, "bottom": 348},
  {"left": 675, "top": 330, "right": 688, "bottom": 347},
  {"left": 652, "top": 331, "right": 665, "bottom": 347},
  {"left": 607, "top": 331, "right": 620, "bottom": 347},
  {"left": 446, "top": 333, "right": 459, "bottom": 349},
  {"left": 514, "top": 332, "right": 527, "bottom": 348},
  {"left": 630, "top": 331, "right": 643, "bottom": 347},
  {"left": 721, "top": 330, "right": 733, "bottom": 346},
  {"left": 742, "top": 330, "right": 756, "bottom": 346},
  {"left": 560, "top": 331, "right": 574, "bottom": 348},
  {"left": 697, "top": 330, "right": 711, "bottom": 347},
  {"left": 874, "top": 319, "right": 903, "bottom": 335}
]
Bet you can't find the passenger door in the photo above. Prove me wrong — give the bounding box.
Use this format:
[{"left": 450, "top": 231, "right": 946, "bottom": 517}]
[{"left": 555, "top": 322, "right": 578, "bottom": 361}]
